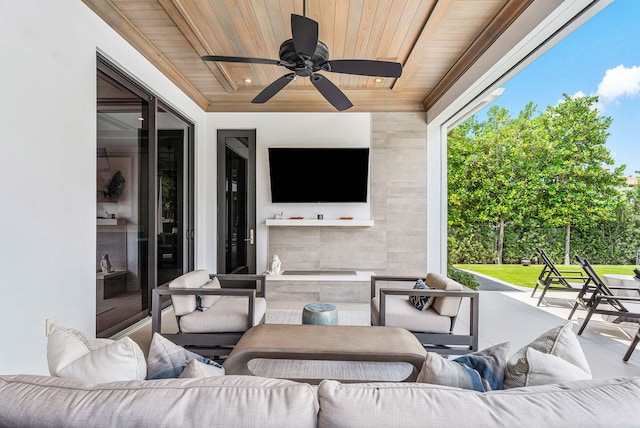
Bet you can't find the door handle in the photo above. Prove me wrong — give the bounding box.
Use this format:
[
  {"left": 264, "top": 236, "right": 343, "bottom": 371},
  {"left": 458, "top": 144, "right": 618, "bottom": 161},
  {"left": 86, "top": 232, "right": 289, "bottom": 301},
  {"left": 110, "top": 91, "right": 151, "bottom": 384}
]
[{"left": 245, "top": 229, "right": 255, "bottom": 245}]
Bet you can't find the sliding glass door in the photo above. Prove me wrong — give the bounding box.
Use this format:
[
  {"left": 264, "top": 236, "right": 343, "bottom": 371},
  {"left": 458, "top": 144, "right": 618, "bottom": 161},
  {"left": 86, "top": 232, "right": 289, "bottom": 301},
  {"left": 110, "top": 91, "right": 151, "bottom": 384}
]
[{"left": 96, "top": 56, "right": 194, "bottom": 337}]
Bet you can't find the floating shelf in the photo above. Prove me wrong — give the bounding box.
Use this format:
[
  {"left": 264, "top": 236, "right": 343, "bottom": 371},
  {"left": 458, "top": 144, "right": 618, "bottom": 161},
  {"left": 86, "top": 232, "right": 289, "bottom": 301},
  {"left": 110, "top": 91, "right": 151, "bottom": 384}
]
[
  {"left": 265, "top": 219, "right": 374, "bottom": 227},
  {"left": 97, "top": 218, "right": 120, "bottom": 226}
]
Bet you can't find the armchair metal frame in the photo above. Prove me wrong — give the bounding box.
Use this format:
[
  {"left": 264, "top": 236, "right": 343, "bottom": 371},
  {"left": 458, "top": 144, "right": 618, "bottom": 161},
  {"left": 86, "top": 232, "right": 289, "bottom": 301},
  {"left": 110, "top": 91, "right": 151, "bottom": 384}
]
[
  {"left": 531, "top": 247, "right": 587, "bottom": 306},
  {"left": 371, "top": 276, "right": 479, "bottom": 355},
  {"left": 151, "top": 274, "right": 266, "bottom": 358}
]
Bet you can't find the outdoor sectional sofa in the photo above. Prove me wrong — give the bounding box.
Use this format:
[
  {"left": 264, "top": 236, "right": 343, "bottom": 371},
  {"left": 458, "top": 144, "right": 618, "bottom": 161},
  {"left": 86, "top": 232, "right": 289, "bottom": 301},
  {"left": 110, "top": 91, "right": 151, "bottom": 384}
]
[{"left": 0, "top": 374, "right": 639, "bottom": 427}]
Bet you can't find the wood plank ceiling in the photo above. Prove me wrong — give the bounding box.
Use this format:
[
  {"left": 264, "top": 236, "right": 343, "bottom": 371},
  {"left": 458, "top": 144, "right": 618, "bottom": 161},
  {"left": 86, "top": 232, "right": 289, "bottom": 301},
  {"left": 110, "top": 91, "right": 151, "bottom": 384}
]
[{"left": 82, "top": 0, "right": 532, "bottom": 112}]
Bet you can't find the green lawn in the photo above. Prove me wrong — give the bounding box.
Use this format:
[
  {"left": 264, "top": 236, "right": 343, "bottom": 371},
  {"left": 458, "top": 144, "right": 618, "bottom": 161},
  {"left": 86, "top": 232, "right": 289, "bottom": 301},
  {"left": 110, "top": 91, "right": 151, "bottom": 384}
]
[{"left": 455, "top": 264, "right": 637, "bottom": 289}]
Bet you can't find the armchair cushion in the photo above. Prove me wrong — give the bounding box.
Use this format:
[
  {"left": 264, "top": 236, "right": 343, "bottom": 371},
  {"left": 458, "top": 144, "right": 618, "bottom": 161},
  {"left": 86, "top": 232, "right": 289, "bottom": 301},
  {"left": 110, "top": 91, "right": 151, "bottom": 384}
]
[
  {"left": 371, "top": 294, "right": 452, "bottom": 333},
  {"left": 179, "top": 296, "right": 267, "bottom": 333},
  {"left": 425, "top": 273, "right": 463, "bottom": 317},
  {"left": 198, "top": 276, "right": 222, "bottom": 310},
  {"left": 169, "top": 269, "right": 211, "bottom": 316}
]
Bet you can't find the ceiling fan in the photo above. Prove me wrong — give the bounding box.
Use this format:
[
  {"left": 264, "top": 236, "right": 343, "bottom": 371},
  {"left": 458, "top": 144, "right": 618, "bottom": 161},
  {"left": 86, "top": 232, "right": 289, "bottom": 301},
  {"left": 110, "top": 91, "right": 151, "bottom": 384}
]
[{"left": 202, "top": 11, "right": 402, "bottom": 111}]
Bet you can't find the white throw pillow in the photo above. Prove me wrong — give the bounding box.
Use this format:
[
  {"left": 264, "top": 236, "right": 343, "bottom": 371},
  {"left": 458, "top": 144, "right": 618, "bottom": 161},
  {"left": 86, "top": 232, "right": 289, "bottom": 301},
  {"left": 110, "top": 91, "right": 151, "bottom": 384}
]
[
  {"left": 57, "top": 337, "right": 147, "bottom": 383},
  {"left": 503, "top": 321, "right": 591, "bottom": 389},
  {"left": 525, "top": 348, "right": 591, "bottom": 386},
  {"left": 47, "top": 323, "right": 146, "bottom": 384}
]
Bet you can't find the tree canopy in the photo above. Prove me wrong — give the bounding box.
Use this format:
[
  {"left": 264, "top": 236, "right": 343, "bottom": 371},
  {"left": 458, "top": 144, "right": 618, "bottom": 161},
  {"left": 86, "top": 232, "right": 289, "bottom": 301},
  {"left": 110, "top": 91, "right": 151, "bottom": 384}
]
[{"left": 448, "top": 94, "right": 627, "bottom": 264}]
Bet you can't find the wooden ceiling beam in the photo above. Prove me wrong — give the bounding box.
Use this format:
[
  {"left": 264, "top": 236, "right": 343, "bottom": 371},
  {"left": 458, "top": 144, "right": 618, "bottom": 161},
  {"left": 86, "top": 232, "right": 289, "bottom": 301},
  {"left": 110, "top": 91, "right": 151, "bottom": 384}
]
[
  {"left": 160, "top": 0, "right": 237, "bottom": 92},
  {"left": 422, "top": 0, "right": 534, "bottom": 111},
  {"left": 82, "top": 0, "right": 210, "bottom": 109}
]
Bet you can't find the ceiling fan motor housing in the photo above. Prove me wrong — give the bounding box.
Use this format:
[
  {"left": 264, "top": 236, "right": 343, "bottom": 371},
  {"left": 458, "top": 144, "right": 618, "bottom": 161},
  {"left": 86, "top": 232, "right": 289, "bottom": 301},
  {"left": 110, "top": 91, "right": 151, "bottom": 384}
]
[{"left": 279, "top": 38, "right": 329, "bottom": 76}]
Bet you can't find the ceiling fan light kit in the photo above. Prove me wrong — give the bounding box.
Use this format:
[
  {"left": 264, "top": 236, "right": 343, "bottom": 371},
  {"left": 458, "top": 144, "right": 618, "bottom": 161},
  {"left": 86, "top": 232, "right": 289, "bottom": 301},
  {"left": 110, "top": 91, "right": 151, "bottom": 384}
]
[{"left": 202, "top": 12, "right": 402, "bottom": 111}]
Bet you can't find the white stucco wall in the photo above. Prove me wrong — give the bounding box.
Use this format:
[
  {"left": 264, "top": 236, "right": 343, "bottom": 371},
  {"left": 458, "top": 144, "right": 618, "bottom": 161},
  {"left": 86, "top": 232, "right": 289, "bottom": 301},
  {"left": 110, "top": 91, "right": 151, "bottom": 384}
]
[{"left": 0, "top": 0, "right": 206, "bottom": 374}]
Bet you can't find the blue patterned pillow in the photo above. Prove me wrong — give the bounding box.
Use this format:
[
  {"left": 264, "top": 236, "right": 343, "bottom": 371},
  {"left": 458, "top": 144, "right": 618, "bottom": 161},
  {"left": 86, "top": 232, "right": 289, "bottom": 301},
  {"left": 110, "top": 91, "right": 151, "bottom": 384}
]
[
  {"left": 417, "top": 342, "right": 510, "bottom": 391},
  {"left": 409, "top": 279, "right": 434, "bottom": 311}
]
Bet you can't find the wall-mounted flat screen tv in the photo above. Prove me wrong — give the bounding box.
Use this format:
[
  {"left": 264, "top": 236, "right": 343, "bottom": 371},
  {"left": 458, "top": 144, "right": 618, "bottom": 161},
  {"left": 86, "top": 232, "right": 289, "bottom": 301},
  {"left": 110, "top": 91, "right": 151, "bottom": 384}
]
[{"left": 268, "top": 147, "right": 369, "bottom": 203}]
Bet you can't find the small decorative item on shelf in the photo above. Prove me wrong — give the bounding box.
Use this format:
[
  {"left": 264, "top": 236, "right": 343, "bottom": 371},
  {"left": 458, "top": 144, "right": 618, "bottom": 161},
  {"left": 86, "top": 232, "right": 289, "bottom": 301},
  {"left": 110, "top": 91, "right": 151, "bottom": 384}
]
[
  {"left": 340, "top": 217, "right": 354, "bottom": 220},
  {"left": 268, "top": 255, "right": 282, "bottom": 275},
  {"left": 100, "top": 254, "right": 115, "bottom": 273},
  {"left": 289, "top": 216, "right": 304, "bottom": 220},
  {"left": 317, "top": 214, "right": 323, "bottom": 220}
]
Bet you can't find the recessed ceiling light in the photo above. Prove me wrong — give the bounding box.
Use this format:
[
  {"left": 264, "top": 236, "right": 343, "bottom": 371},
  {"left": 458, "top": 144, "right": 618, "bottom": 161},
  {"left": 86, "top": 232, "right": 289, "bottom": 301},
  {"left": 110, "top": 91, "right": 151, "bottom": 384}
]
[
  {"left": 374, "top": 78, "right": 383, "bottom": 83},
  {"left": 244, "top": 78, "right": 252, "bottom": 83}
]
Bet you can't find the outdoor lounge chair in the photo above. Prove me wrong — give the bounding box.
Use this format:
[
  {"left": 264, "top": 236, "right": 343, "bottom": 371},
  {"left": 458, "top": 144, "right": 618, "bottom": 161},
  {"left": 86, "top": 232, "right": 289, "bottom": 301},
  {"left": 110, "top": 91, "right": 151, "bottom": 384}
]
[
  {"left": 531, "top": 247, "right": 587, "bottom": 306},
  {"left": 151, "top": 270, "right": 267, "bottom": 358},
  {"left": 370, "top": 273, "right": 479, "bottom": 355},
  {"left": 570, "top": 255, "right": 640, "bottom": 359}
]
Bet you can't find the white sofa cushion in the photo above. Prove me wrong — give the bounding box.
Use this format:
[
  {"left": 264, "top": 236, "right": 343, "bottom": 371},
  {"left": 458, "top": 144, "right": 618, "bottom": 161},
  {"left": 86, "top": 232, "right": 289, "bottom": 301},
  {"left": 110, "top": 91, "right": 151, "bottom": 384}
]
[
  {"left": 317, "top": 377, "right": 640, "bottom": 428},
  {"left": 0, "top": 375, "right": 318, "bottom": 428},
  {"left": 47, "top": 323, "right": 146, "bottom": 383},
  {"left": 169, "top": 269, "right": 211, "bottom": 316},
  {"left": 179, "top": 296, "right": 267, "bottom": 333},
  {"left": 371, "top": 294, "right": 451, "bottom": 333}
]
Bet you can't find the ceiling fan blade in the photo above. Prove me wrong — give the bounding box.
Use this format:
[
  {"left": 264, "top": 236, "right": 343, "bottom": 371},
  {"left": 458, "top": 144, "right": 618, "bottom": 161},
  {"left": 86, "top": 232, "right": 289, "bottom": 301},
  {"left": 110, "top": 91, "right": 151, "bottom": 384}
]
[
  {"left": 291, "top": 14, "right": 318, "bottom": 59},
  {"left": 326, "top": 59, "right": 403, "bottom": 78},
  {"left": 252, "top": 73, "right": 295, "bottom": 104},
  {"left": 311, "top": 74, "right": 353, "bottom": 111},
  {"left": 202, "top": 55, "right": 281, "bottom": 66}
]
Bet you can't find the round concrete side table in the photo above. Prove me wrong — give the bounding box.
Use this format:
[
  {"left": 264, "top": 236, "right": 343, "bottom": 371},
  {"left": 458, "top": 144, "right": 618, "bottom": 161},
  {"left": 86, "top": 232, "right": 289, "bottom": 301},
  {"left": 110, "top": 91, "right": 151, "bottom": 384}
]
[{"left": 302, "top": 303, "right": 339, "bottom": 325}]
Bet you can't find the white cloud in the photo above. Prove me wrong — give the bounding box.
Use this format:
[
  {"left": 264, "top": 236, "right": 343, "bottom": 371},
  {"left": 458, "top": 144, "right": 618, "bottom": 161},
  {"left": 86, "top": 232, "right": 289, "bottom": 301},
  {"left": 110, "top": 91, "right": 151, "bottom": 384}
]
[{"left": 596, "top": 64, "right": 640, "bottom": 101}]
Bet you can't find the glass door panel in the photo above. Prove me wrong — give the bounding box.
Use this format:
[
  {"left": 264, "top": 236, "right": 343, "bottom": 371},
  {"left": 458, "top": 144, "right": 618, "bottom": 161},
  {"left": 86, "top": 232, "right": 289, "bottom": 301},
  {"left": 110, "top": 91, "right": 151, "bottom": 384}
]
[{"left": 96, "top": 67, "right": 149, "bottom": 337}]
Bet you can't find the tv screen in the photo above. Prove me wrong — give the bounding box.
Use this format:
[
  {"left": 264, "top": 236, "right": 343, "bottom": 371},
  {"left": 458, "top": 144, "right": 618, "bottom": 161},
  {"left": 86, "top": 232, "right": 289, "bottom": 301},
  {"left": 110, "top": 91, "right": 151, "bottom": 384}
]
[{"left": 268, "top": 148, "right": 369, "bottom": 203}]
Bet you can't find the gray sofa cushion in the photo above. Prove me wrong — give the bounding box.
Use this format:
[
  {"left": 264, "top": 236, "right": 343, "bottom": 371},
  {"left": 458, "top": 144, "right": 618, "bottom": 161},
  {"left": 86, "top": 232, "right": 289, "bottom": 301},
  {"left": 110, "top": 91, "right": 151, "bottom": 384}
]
[
  {"left": 0, "top": 375, "right": 318, "bottom": 428},
  {"left": 317, "top": 377, "right": 640, "bottom": 428}
]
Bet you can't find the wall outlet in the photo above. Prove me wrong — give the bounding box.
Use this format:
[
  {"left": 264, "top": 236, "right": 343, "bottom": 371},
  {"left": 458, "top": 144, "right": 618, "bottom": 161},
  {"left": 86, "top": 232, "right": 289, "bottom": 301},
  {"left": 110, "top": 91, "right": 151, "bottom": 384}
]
[{"left": 46, "top": 317, "right": 57, "bottom": 336}]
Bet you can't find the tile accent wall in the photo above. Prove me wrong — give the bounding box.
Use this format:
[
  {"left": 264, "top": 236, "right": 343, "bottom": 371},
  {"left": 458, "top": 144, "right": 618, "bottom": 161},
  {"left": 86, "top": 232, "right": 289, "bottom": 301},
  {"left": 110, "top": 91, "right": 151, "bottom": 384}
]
[{"left": 268, "top": 112, "right": 428, "bottom": 277}]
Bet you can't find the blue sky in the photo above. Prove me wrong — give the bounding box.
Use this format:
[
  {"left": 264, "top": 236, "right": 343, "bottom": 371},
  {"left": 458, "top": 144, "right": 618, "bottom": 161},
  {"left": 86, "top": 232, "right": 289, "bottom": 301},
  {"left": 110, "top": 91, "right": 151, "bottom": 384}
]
[{"left": 477, "top": 0, "right": 640, "bottom": 176}]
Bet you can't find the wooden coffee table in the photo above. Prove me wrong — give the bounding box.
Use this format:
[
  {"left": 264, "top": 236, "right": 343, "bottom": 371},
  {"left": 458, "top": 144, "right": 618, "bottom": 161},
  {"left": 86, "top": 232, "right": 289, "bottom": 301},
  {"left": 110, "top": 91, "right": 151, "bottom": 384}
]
[{"left": 222, "top": 324, "right": 427, "bottom": 384}]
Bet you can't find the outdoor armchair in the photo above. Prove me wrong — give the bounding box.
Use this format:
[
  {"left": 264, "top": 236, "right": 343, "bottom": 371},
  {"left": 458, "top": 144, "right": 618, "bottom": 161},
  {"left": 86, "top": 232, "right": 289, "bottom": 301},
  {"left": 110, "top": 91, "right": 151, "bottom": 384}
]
[
  {"left": 370, "top": 273, "right": 479, "bottom": 355},
  {"left": 152, "top": 269, "right": 267, "bottom": 358},
  {"left": 531, "top": 247, "right": 588, "bottom": 306}
]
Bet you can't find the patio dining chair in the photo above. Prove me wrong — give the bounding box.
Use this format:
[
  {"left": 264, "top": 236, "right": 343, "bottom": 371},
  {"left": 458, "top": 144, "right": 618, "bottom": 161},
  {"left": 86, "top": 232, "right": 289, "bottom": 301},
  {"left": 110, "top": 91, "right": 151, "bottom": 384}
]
[
  {"left": 570, "top": 255, "right": 640, "bottom": 359},
  {"left": 530, "top": 247, "right": 587, "bottom": 306}
]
